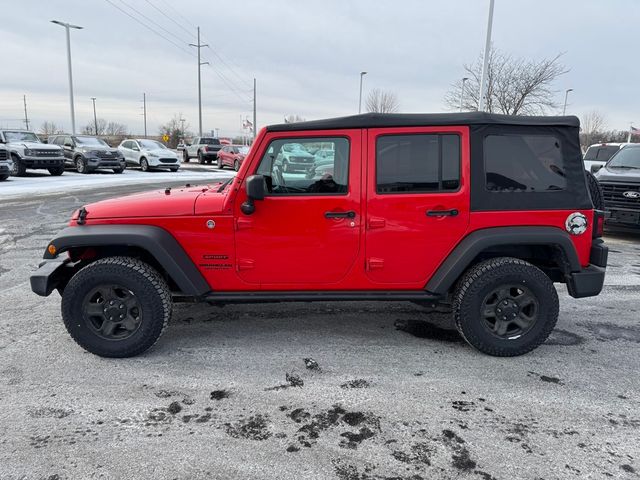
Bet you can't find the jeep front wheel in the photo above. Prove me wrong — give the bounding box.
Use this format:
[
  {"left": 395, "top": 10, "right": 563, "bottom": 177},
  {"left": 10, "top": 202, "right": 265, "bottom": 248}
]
[
  {"left": 453, "top": 257, "right": 558, "bottom": 357},
  {"left": 61, "top": 257, "right": 172, "bottom": 358}
]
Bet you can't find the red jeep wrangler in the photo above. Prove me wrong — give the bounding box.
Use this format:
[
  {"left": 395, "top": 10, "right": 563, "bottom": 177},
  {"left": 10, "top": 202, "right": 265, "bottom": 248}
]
[{"left": 30, "top": 113, "right": 608, "bottom": 358}]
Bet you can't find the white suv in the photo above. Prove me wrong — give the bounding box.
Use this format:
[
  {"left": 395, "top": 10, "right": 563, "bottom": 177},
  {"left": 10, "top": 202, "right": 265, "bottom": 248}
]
[
  {"left": 0, "top": 144, "right": 13, "bottom": 181},
  {"left": 0, "top": 130, "right": 65, "bottom": 176},
  {"left": 583, "top": 142, "right": 630, "bottom": 173},
  {"left": 117, "top": 139, "right": 180, "bottom": 172}
]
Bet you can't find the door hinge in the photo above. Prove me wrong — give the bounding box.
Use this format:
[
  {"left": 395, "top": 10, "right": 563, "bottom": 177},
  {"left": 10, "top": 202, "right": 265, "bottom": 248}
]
[
  {"left": 237, "top": 259, "right": 255, "bottom": 271},
  {"left": 368, "top": 217, "right": 385, "bottom": 229},
  {"left": 367, "top": 258, "right": 384, "bottom": 270}
]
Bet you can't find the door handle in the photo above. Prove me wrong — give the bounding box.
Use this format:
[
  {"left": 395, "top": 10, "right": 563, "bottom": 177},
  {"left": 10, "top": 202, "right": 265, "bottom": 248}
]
[
  {"left": 426, "top": 209, "right": 459, "bottom": 217},
  {"left": 324, "top": 210, "right": 356, "bottom": 219}
]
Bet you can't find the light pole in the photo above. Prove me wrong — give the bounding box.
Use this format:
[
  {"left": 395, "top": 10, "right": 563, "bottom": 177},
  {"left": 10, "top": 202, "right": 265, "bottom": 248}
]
[
  {"left": 562, "top": 88, "right": 573, "bottom": 115},
  {"left": 358, "top": 71, "right": 367, "bottom": 114},
  {"left": 51, "top": 20, "right": 83, "bottom": 134},
  {"left": 90, "top": 97, "right": 98, "bottom": 135},
  {"left": 478, "top": 0, "right": 495, "bottom": 112},
  {"left": 189, "top": 27, "right": 208, "bottom": 137},
  {"left": 459, "top": 77, "right": 469, "bottom": 112}
]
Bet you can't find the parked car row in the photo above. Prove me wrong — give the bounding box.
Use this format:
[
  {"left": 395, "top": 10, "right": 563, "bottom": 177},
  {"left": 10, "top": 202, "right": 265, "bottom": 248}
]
[{"left": 0, "top": 129, "right": 184, "bottom": 178}]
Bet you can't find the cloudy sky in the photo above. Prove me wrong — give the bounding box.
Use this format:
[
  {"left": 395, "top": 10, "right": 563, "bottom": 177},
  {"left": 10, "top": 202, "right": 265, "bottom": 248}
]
[{"left": 1, "top": 0, "right": 637, "bottom": 137}]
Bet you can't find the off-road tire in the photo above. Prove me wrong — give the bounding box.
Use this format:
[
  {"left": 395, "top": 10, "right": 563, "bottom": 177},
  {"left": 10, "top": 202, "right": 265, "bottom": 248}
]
[
  {"left": 61, "top": 256, "right": 172, "bottom": 358},
  {"left": 183, "top": 150, "right": 190, "bottom": 162},
  {"left": 453, "top": 257, "right": 559, "bottom": 357},
  {"left": 0, "top": 174, "right": 8, "bottom": 181},
  {"left": 198, "top": 151, "right": 205, "bottom": 164},
  {"left": 140, "top": 158, "right": 149, "bottom": 172},
  {"left": 10, "top": 154, "right": 26, "bottom": 176},
  {"left": 48, "top": 165, "right": 64, "bottom": 176},
  {"left": 585, "top": 170, "right": 605, "bottom": 210}
]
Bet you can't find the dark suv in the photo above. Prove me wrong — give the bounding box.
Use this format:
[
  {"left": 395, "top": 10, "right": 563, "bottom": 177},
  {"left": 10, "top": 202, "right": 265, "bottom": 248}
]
[
  {"left": 594, "top": 144, "right": 640, "bottom": 230},
  {"left": 49, "top": 135, "right": 125, "bottom": 174},
  {"left": 31, "top": 113, "right": 607, "bottom": 359}
]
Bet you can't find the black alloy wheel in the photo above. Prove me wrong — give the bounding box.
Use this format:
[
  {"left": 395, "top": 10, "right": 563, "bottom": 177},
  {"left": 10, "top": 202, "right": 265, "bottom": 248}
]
[
  {"left": 82, "top": 284, "right": 142, "bottom": 340},
  {"left": 480, "top": 285, "right": 538, "bottom": 338}
]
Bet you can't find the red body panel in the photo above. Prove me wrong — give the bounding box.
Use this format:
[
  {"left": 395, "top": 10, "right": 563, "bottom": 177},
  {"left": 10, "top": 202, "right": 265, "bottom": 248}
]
[{"left": 75, "top": 126, "right": 595, "bottom": 292}]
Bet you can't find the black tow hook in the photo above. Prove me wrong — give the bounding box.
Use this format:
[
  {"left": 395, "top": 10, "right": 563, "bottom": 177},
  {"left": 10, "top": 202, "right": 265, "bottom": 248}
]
[{"left": 165, "top": 187, "right": 171, "bottom": 195}]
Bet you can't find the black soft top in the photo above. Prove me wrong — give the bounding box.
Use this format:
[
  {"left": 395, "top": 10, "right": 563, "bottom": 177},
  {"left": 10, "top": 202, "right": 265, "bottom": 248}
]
[{"left": 267, "top": 112, "right": 580, "bottom": 132}]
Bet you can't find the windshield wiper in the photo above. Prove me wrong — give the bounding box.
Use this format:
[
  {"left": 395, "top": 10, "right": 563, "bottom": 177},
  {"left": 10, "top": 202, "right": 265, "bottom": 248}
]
[{"left": 216, "top": 177, "right": 233, "bottom": 192}]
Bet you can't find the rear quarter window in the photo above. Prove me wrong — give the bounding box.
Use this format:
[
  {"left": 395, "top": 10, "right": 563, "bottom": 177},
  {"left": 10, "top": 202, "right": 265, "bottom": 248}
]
[{"left": 484, "top": 135, "right": 566, "bottom": 192}]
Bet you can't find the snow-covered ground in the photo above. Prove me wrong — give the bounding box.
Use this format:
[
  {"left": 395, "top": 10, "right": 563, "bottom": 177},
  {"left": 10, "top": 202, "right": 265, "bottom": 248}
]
[{"left": 0, "top": 167, "right": 235, "bottom": 199}]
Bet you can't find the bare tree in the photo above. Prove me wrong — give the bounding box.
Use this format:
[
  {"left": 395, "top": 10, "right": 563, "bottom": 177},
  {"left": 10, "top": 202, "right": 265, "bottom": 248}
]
[
  {"left": 159, "top": 114, "right": 189, "bottom": 148},
  {"left": 81, "top": 118, "right": 107, "bottom": 135},
  {"left": 284, "top": 114, "right": 306, "bottom": 123},
  {"left": 579, "top": 110, "right": 607, "bottom": 149},
  {"left": 365, "top": 88, "right": 400, "bottom": 113},
  {"left": 445, "top": 47, "right": 568, "bottom": 115},
  {"left": 39, "top": 121, "right": 64, "bottom": 136},
  {"left": 105, "top": 122, "right": 128, "bottom": 136}
]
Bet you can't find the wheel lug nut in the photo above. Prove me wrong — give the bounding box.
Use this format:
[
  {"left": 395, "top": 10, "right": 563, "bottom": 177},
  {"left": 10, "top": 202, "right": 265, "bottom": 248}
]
[
  {"left": 110, "top": 301, "right": 114, "bottom": 305},
  {"left": 119, "top": 305, "right": 124, "bottom": 309},
  {"left": 120, "top": 314, "right": 124, "bottom": 319}
]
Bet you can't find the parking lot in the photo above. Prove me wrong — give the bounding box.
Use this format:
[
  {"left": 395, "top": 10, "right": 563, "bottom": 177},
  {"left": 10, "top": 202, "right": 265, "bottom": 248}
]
[{"left": 0, "top": 179, "right": 638, "bottom": 479}]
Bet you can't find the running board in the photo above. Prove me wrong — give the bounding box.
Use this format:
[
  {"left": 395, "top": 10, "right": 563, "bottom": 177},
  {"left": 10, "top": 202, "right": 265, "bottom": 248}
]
[{"left": 203, "top": 290, "right": 442, "bottom": 304}]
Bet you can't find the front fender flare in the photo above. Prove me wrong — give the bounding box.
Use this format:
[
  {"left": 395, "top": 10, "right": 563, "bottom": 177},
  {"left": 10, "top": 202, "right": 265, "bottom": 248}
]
[{"left": 43, "top": 225, "right": 210, "bottom": 296}]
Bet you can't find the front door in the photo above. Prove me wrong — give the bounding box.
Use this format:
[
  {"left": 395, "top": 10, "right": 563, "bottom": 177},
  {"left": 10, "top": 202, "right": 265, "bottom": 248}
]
[
  {"left": 234, "top": 131, "right": 362, "bottom": 287},
  {"left": 365, "top": 127, "right": 470, "bottom": 286}
]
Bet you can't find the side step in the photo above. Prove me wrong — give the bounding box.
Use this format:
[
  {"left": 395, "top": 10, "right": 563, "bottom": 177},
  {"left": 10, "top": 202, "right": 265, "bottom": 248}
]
[{"left": 203, "top": 290, "right": 442, "bottom": 304}]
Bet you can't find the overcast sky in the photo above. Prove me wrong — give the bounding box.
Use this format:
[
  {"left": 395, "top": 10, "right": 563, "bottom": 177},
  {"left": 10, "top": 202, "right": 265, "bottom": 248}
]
[{"left": 1, "top": 0, "right": 637, "bottom": 137}]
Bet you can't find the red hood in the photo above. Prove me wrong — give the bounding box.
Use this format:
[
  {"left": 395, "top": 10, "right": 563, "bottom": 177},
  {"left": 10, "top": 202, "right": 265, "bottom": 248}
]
[{"left": 72, "top": 185, "right": 224, "bottom": 221}]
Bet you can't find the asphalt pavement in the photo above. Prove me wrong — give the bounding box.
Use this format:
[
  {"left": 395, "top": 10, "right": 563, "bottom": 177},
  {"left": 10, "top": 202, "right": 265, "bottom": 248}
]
[{"left": 0, "top": 180, "right": 639, "bottom": 480}]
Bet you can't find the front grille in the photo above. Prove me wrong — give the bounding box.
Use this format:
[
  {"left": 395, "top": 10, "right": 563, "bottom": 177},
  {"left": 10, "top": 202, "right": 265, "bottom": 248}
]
[
  {"left": 159, "top": 157, "right": 177, "bottom": 164},
  {"left": 0, "top": 149, "right": 7, "bottom": 160},
  {"left": 291, "top": 156, "right": 312, "bottom": 163},
  {"left": 96, "top": 151, "right": 119, "bottom": 159},
  {"left": 601, "top": 183, "right": 640, "bottom": 209},
  {"left": 31, "top": 149, "right": 62, "bottom": 157}
]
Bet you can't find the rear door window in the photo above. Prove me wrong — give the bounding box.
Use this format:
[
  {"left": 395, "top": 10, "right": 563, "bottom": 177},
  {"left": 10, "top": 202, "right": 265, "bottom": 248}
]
[
  {"left": 484, "top": 135, "right": 566, "bottom": 192},
  {"left": 376, "top": 134, "right": 460, "bottom": 193}
]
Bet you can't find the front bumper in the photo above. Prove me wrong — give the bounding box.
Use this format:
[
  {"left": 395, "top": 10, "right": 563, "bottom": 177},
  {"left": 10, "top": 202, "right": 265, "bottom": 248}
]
[
  {"left": 0, "top": 164, "right": 9, "bottom": 174},
  {"left": 30, "top": 258, "right": 78, "bottom": 297},
  {"left": 566, "top": 238, "right": 608, "bottom": 298},
  {"left": 87, "top": 157, "right": 126, "bottom": 168},
  {"left": 604, "top": 208, "right": 640, "bottom": 228},
  {"left": 22, "top": 156, "right": 65, "bottom": 168}
]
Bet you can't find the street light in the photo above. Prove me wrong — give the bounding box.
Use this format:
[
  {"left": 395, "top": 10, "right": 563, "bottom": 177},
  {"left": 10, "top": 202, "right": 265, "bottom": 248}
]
[
  {"left": 51, "top": 20, "right": 83, "bottom": 135},
  {"left": 562, "top": 88, "right": 573, "bottom": 116},
  {"left": 358, "top": 71, "right": 367, "bottom": 114},
  {"left": 90, "top": 97, "right": 98, "bottom": 136},
  {"left": 459, "top": 77, "right": 469, "bottom": 112},
  {"left": 478, "top": 0, "right": 495, "bottom": 112}
]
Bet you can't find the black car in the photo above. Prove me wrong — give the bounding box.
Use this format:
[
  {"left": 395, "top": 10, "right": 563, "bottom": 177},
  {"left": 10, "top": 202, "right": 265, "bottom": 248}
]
[
  {"left": 594, "top": 144, "right": 640, "bottom": 230},
  {"left": 49, "top": 135, "right": 126, "bottom": 174}
]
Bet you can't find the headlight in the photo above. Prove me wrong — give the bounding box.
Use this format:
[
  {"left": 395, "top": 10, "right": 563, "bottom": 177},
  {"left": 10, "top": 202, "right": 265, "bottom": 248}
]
[
  {"left": 24, "top": 148, "right": 32, "bottom": 156},
  {"left": 149, "top": 153, "right": 159, "bottom": 157}
]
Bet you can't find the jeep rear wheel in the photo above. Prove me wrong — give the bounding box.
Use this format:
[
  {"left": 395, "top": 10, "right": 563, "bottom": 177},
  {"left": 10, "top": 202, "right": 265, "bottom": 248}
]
[
  {"left": 10, "top": 155, "right": 26, "bottom": 176},
  {"left": 453, "top": 257, "right": 558, "bottom": 357},
  {"left": 61, "top": 257, "right": 172, "bottom": 358}
]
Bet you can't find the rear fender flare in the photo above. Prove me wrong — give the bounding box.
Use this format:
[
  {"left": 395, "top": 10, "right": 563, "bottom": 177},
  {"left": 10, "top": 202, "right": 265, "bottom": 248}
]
[{"left": 426, "top": 226, "right": 581, "bottom": 295}]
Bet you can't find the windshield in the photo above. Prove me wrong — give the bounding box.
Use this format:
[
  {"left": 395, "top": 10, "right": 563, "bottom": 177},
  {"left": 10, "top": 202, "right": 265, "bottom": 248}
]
[
  {"left": 3, "top": 131, "right": 40, "bottom": 143},
  {"left": 584, "top": 145, "right": 619, "bottom": 161},
  {"left": 607, "top": 147, "right": 640, "bottom": 169},
  {"left": 75, "top": 136, "right": 108, "bottom": 147},
  {"left": 139, "top": 140, "right": 166, "bottom": 150}
]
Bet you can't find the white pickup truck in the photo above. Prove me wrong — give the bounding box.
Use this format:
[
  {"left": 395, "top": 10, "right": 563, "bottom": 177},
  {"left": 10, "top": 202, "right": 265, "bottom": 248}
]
[{"left": 182, "top": 136, "right": 222, "bottom": 164}]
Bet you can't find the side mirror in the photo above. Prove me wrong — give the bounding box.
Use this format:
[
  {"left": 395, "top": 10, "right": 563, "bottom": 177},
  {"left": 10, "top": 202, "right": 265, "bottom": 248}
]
[
  {"left": 133, "top": 146, "right": 140, "bottom": 151},
  {"left": 64, "top": 142, "right": 73, "bottom": 148},
  {"left": 241, "top": 175, "right": 265, "bottom": 215},
  {"left": 591, "top": 164, "right": 603, "bottom": 173}
]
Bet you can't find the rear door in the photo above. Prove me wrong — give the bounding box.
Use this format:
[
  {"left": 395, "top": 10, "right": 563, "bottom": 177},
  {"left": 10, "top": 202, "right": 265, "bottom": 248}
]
[{"left": 365, "top": 127, "right": 470, "bottom": 286}]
